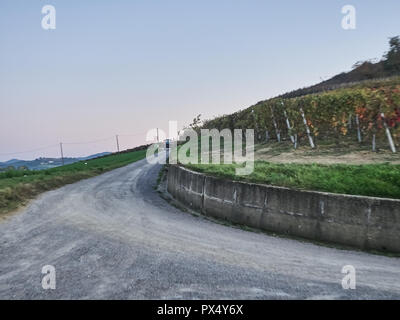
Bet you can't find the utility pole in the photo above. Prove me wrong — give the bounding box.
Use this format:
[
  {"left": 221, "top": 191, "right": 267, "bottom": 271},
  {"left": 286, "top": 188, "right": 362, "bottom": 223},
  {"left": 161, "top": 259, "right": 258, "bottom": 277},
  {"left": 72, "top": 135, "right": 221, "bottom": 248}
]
[
  {"left": 116, "top": 135, "right": 120, "bottom": 153},
  {"left": 59, "top": 142, "right": 64, "bottom": 166},
  {"left": 156, "top": 128, "right": 159, "bottom": 142}
]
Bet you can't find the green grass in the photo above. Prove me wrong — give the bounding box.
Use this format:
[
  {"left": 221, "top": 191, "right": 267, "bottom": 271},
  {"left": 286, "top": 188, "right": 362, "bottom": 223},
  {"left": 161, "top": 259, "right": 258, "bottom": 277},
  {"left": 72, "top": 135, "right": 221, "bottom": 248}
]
[
  {"left": 185, "top": 161, "right": 400, "bottom": 199},
  {"left": 0, "top": 149, "right": 147, "bottom": 215}
]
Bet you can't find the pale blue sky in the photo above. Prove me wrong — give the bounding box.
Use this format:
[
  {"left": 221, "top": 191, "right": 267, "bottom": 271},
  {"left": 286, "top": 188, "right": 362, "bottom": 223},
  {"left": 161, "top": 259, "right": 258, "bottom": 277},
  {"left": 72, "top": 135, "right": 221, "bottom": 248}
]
[{"left": 0, "top": 0, "right": 399, "bottom": 160}]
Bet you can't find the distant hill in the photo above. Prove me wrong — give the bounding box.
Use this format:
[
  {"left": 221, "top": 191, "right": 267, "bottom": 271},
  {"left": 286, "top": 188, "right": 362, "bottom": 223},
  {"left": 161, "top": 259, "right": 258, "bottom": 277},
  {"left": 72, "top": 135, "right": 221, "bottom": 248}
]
[
  {"left": 2, "top": 159, "right": 21, "bottom": 165},
  {"left": 0, "top": 152, "right": 112, "bottom": 171},
  {"left": 279, "top": 36, "right": 400, "bottom": 99},
  {"left": 78, "top": 152, "right": 112, "bottom": 161}
]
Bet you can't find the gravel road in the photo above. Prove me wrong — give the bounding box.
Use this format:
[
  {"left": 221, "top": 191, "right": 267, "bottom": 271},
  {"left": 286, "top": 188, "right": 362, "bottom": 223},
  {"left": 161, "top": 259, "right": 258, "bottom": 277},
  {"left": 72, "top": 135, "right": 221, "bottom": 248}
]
[{"left": 0, "top": 158, "right": 399, "bottom": 299}]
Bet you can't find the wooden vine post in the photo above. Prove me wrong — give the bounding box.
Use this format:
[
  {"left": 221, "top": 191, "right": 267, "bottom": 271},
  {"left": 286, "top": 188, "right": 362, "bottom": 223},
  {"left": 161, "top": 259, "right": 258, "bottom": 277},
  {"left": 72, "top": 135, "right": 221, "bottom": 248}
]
[
  {"left": 270, "top": 106, "right": 281, "bottom": 142},
  {"left": 251, "top": 109, "right": 257, "bottom": 142},
  {"left": 372, "top": 134, "right": 376, "bottom": 152},
  {"left": 283, "top": 105, "right": 296, "bottom": 149},
  {"left": 300, "top": 107, "right": 315, "bottom": 148},
  {"left": 381, "top": 113, "right": 397, "bottom": 153},
  {"left": 355, "top": 115, "right": 362, "bottom": 143}
]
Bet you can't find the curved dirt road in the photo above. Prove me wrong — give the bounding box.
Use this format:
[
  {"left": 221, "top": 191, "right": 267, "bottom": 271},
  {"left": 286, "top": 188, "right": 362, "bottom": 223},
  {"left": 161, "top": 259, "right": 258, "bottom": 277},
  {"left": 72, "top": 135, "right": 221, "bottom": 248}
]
[{"left": 0, "top": 158, "right": 400, "bottom": 299}]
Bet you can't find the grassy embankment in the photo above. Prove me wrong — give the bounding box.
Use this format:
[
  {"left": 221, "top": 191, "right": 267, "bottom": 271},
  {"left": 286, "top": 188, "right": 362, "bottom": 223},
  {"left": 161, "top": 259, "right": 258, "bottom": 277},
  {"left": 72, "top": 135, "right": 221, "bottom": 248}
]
[
  {"left": 0, "top": 149, "right": 147, "bottom": 215},
  {"left": 178, "top": 134, "right": 400, "bottom": 199},
  {"left": 185, "top": 161, "right": 400, "bottom": 199},
  {"left": 180, "top": 135, "right": 400, "bottom": 199},
  {"left": 177, "top": 136, "right": 400, "bottom": 199}
]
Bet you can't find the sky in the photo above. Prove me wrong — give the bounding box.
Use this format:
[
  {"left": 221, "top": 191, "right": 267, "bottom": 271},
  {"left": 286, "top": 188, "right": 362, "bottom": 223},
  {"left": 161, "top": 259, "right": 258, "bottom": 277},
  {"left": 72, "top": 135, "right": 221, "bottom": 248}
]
[{"left": 0, "top": 0, "right": 399, "bottom": 161}]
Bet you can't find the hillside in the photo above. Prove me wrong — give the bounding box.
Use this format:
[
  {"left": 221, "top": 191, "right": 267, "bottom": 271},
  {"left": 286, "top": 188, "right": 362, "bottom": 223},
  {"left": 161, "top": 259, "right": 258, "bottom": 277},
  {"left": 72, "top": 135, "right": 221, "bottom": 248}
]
[
  {"left": 185, "top": 37, "right": 400, "bottom": 198},
  {"left": 201, "top": 37, "right": 400, "bottom": 156},
  {"left": 188, "top": 78, "right": 400, "bottom": 198},
  {"left": 203, "top": 77, "right": 400, "bottom": 153},
  {"left": 278, "top": 36, "right": 400, "bottom": 99}
]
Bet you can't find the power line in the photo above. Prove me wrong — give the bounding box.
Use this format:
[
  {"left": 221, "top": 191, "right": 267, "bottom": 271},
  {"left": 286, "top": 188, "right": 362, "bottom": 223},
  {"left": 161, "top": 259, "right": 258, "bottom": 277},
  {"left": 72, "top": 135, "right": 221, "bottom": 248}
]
[
  {"left": 62, "top": 137, "right": 114, "bottom": 145},
  {"left": 0, "top": 144, "right": 59, "bottom": 156},
  {"left": 117, "top": 132, "right": 147, "bottom": 137},
  {"left": 0, "top": 132, "right": 149, "bottom": 158}
]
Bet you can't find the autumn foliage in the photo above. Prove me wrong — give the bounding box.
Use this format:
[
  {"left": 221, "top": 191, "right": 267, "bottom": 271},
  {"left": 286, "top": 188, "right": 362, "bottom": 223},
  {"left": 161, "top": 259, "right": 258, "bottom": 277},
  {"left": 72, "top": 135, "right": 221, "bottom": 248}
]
[{"left": 203, "top": 78, "right": 400, "bottom": 147}]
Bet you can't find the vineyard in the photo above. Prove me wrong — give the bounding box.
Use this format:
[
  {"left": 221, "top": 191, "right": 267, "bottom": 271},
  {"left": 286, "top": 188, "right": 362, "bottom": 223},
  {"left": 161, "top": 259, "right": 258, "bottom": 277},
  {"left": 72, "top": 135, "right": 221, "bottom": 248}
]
[{"left": 202, "top": 77, "right": 400, "bottom": 153}]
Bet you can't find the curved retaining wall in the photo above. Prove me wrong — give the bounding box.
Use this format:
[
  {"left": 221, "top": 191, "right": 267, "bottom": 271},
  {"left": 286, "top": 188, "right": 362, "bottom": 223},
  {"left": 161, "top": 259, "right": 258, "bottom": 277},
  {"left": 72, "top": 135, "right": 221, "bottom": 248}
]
[{"left": 167, "top": 165, "right": 400, "bottom": 253}]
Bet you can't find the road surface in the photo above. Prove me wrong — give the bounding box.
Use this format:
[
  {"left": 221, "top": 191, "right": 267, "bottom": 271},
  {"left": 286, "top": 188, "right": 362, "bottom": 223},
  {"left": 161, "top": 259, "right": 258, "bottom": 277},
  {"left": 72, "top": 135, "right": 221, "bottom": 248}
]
[{"left": 1, "top": 158, "right": 400, "bottom": 299}]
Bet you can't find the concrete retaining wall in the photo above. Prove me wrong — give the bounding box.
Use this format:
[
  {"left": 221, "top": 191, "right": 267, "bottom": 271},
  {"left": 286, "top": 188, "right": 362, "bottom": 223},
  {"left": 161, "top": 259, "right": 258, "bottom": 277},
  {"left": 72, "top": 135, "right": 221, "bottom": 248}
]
[{"left": 167, "top": 165, "right": 400, "bottom": 253}]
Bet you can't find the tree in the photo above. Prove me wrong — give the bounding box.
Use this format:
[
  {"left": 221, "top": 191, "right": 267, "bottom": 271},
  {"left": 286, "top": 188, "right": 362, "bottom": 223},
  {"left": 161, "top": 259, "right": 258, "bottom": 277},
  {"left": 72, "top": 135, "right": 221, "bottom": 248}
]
[
  {"left": 384, "top": 36, "right": 400, "bottom": 74},
  {"left": 191, "top": 114, "right": 202, "bottom": 126},
  {"left": 187, "top": 114, "right": 202, "bottom": 131},
  {"left": 181, "top": 114, "right": 202, "bottom": 138}
]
